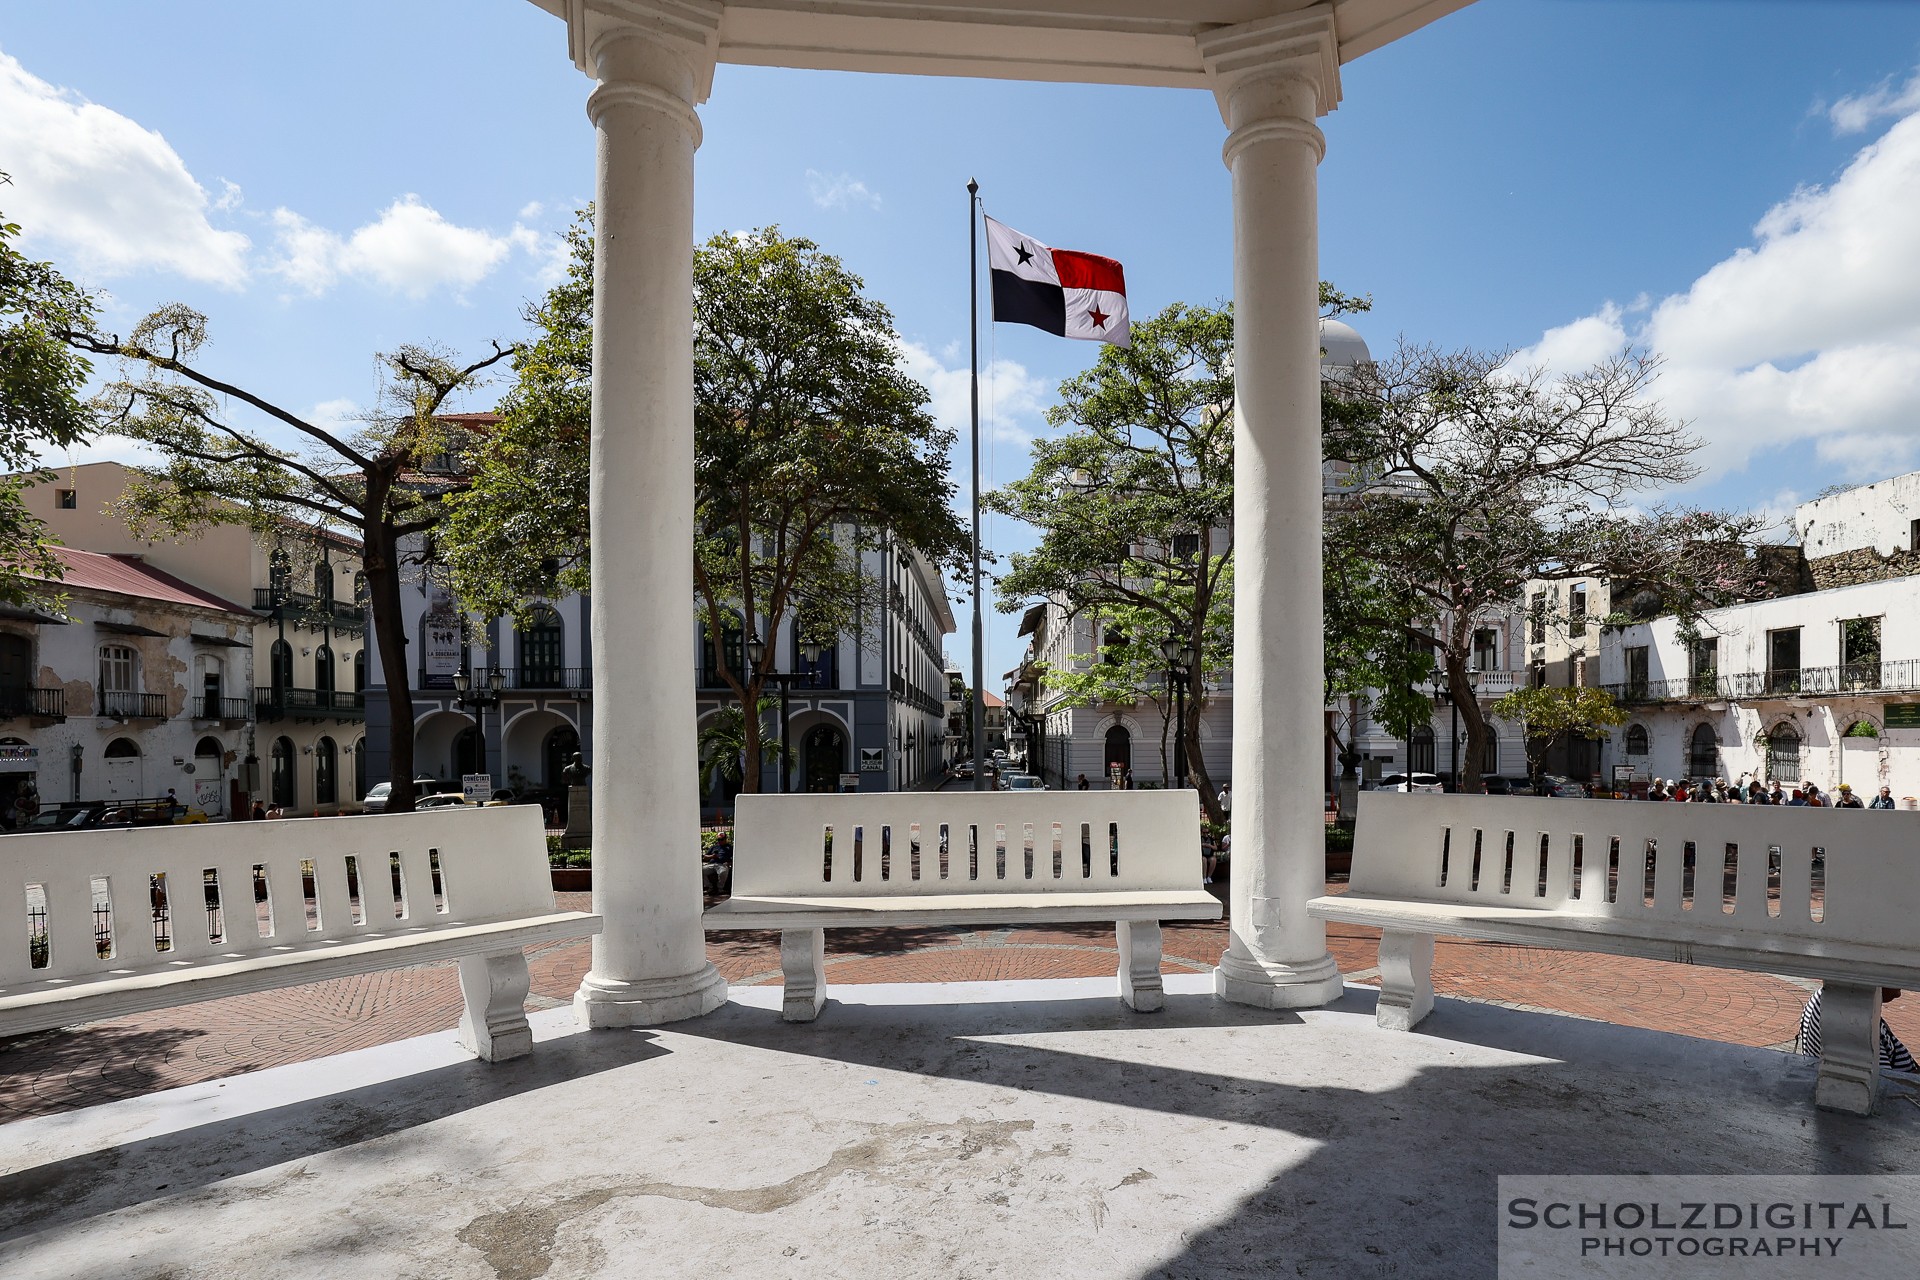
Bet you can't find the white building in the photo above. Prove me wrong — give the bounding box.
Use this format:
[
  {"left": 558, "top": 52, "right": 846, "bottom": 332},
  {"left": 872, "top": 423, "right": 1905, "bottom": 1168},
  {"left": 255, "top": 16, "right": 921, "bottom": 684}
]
[{"left": 0, "top": 548, "right": 256, "bottom": 823}]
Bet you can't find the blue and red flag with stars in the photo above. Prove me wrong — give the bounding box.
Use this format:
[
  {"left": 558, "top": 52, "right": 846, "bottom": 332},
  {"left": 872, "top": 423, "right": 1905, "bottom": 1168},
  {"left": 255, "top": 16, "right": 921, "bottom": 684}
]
[{"left": 985, "top": 216, "right": 1129, "bottom": 348}]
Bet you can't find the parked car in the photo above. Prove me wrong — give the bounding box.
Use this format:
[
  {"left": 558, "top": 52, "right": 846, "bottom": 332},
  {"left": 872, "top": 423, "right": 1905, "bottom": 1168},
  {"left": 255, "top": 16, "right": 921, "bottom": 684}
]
[
  {"left": 360, "top": 779, "right": 441, "bottom": 813},
  {"left": 1373, "top": 773, "right": 1444, "bottom": 795},
  {"left": 415, "top": 792, "right": 474, "bottom": 810},
  {"left": 950, "top": 760, "right": 975, "bottom": 780},
  {"left": 1481, "top": 776, "right": 1535, "bottom": 797},
  {"left": 1535, "top": 774, "right": 1589, "bottom": 798},
  {"left": 1001, "top": 773, "right": 1047, "bottom": 791},
  {"left": 18, "top": 802, "right": 108, "bottom": 832}
]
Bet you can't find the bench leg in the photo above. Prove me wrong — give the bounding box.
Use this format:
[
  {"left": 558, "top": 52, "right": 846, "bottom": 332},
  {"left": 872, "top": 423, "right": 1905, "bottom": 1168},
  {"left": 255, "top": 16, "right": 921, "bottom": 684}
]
[
  {"left": 1375, "top": 930, "right": 1434, "bottom": 1031},
  {"left": 1116, "top": 919, "right": 1165, "bottom": 1013},
  {"left": 1813, "top": 982, "right": 1883, "bottom": 1116},
  {"left": 457, "top": 948, "right": 533, "bottom": 1062},
  {"left": 780, "top": 928, "right": 828, "bottom": 1022}
]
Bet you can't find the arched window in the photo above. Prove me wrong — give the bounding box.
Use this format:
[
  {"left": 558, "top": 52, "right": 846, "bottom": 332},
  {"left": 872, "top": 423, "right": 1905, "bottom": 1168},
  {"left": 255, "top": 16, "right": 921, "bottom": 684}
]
[
  {"left": 314, "top": 736, "right": 338, "bottom": 805},
  {"left": 1103, "top": 725, "right": 1132, "bottom": 779},
  {"left": 1625, "top": 724, "right": 1649, "bottom": 757},
  {"left": 314, "top": 644, "right": 335, "bottom": 695},
  {"left": 1480, "top": 726, "right": 1499, "bottom": 777},
  {"left": 270, "top": 736, "right": 296, "bottom": 807},
  {"left": 195, "top": 736, "right": 223, "bottom": 760},
  {"left": 1766, "top": 722, "right": 1802, "bottom": 783},
  {"left": 269, "top": 639, "right": 293, "bottom": 693},
  {"left": 353, "top": 649, "right": 367, "bottom": 693},
  {"left": 1408, "top": 725, "right": 1436, "bottom": 775},
  {"left": 518, "top": 605, "right": 563, "bottom": 688},
  {"left": 701, "top": 617, "right": 744, "bottom": 688},
  {"left": 104, "top": 737, "right": 141, "bottom": 758},
  {"left": 314, "top": 562, "right": 333, "bottom": 602},
  {"left": 352, "top": 571, "right": 368, "bottom": 608},
  {"left": 1687, "top": 724, "right": 1719, "bottom": 781}
]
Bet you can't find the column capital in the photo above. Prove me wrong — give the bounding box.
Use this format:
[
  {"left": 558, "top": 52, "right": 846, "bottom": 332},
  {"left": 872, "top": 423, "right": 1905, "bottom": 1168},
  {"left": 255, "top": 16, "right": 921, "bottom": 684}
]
[
  {"left": 1196, "top": 6, "right": 1341, "bottom": 127},
  {"left": 561, "top": 0, "right": 723, "bottom": 102}
]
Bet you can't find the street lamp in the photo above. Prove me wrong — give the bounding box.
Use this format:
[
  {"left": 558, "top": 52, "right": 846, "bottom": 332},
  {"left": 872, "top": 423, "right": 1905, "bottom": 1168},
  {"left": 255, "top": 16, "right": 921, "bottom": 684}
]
[
  {"left": 1431, "top": 662, "right": 1482, "bottom": 792},
  {"left": 1159, "top": 636, "right": 1199, "bottom": 788},
  {"left": 750, "top": 631, "right": 822, "bottom": 794},
  {"left": 452, "top": 664, "right": 505, "bottom": 783}
]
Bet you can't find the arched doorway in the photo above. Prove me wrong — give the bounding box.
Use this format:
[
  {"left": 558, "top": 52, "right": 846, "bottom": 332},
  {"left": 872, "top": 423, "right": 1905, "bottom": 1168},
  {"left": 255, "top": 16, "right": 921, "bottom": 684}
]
[
  {"left": 543, "top": 725, "right": 580, "bottom": 788},
  {"left": 103, "top": 736, "right": 143, "bottom": 801},
  {"left": 1103, "top": 725, "right": 1132, "bottom": 784},
  {"left": 1408, "top": 725, "right": 1436, "bottom": 775},
  {"left": 453, "top": 726, "right": 483, "bottom": 778},
  {"left": 801, "top": 723, "right": 847, "bottom": 792},
  {"left": 314, "top": 736, "right": 338, "bottom": 805},
  {"left": 1766, "top": 722, "right": 1802, "bottom": 783},
  {"left": 1687, "top": 724, "right": 1718, "bottom": 781},
  {"left": 270, "top": 736, "right": 296, "bottom": 807},
  {"left": 193, "top": 735, "right": 224, "bottom": 814}
]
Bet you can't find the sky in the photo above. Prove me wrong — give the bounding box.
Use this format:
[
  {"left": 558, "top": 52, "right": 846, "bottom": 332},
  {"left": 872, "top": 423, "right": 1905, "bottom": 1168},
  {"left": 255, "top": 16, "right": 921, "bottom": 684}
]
[{"left": 6, "top": 0, "right": 1920, "bottom": 690}]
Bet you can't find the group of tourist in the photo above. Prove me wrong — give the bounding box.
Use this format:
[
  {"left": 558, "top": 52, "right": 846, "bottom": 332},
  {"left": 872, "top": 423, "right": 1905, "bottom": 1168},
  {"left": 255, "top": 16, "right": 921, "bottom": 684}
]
[{"left": 1643, "top": 777, "right": 1913, "bottom": 808}]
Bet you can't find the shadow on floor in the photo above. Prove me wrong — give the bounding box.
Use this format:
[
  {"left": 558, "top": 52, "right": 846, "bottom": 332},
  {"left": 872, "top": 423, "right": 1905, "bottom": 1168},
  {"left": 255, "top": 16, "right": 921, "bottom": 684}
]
[{"left": 0, "top": 1027, "right": 670, "bottom": 1245}]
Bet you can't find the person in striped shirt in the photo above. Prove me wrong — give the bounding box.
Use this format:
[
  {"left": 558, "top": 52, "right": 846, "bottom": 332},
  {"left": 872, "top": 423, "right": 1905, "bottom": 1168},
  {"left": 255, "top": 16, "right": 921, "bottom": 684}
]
[{"left": 1797, "top": 987, "right": 1917, "bottom": 1074}]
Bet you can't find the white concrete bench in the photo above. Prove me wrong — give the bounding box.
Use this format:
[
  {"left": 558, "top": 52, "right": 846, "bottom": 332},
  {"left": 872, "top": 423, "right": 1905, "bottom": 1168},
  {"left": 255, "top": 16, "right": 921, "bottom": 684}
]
[
  {"left": 704, "top": 791, "right": 1220, "bottom": 1020},
  {"left": 1, "top": 806, "right": 601, "bottom": 1062},
  {"left": 1307, "top": 793, "right": 1920, "bottom": 1115}
]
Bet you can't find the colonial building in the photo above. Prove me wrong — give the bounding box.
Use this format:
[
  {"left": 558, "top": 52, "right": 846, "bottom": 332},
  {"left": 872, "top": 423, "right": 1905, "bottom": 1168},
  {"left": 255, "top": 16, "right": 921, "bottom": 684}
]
[
  {"left": 0, "top": 548, "right": 255, "bottom": 822},
  {"left": 18, "top": 461, "right": 369, "bottom": 813}
]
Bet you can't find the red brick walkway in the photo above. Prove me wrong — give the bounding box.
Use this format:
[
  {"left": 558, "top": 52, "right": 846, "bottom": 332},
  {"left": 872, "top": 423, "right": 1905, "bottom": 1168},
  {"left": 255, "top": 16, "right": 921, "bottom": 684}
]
[{"left": 3, "top": 888, "right": 1914, "bottom": 1122}]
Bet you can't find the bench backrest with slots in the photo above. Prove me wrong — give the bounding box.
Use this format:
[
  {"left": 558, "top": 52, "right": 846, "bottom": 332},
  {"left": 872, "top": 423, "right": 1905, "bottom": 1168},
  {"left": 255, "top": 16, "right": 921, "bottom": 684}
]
[
  {"left": 731, "top": 791, "right": 1203, "bottom": 900},
  {"left": 1, "top": 806, "right": 554, "bottom": 991},
  {"left": 1352, "top": 792, "right": 1918, "bottom": 950}
]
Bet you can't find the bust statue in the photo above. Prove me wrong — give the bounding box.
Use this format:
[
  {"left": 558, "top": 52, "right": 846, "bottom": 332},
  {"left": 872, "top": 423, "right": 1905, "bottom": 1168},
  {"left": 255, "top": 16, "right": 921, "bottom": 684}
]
[{"left": 561, "top": 751, "right": 590, "bottom": 787}]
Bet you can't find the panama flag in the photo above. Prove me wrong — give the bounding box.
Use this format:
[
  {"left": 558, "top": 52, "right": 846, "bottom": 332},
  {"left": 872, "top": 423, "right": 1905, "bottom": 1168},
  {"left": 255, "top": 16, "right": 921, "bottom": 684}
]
[{"left": 985, "top": 216, "right": 1130, "bottom": 348}]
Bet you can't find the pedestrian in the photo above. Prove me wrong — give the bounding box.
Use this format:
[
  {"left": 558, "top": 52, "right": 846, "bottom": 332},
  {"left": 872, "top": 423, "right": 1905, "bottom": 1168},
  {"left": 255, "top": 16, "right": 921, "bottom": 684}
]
[
  {"left": 1747, "top": 780, "right": 1767, "bottom": 805},
  {"left": 1805, "top": 783, "right": 1826, "bottom": 808},
  {"left": 1123, "top": 766, "right": 1134, "bottom": 790},
  {"left": 250, "top": 800, "right": 266, "bottom": 820},
  {"left": 1835, "top": 784, "right": 1864, "bottom": 809},
  {"left": 1797, "top": 987, "right": 1917, "bottom": 1076},
  {"left": 1787, "top": 787, "right": 1809, "bottom": 807},
  {"left": 1218, "top": 782, "right": 1232, "bottom": 817},
  {"left": 1076, "top": 773, "right": 1089, "bottom": 791},
  {"left": 1768, "top": 780, "right": 1786, "bottom": 805},
  {"left": 1870, "top": 785, "right": 1896, "bottom": 810},
  {"left": 1199, "top": 829, "right": 1217, "bottom": 886},
  {"left": 165, "top": 787, "right": 182, "bottom": 817}
]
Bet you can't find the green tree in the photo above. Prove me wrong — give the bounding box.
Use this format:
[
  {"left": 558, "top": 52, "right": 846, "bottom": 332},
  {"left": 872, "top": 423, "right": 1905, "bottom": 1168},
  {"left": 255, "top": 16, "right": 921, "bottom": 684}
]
[
  {"left": 441, "top": 218, "right": 967, "bottom": 792},
  {"left": 1323, "top": 342, "right": 1768, "bottom": 793},
  {"left": 1488, "top": 685, "right": 1629, "bottom": 785},
  {"left": 69, "top": 308, "right": 510, "bottom": 813},
  {"left": 697, "top": 698, "right": 785, "bottom": 802},
  {"left": 987, "top": 301, "right": 1236, "bottom": 819},
  {"left": 0, "top": 175, "right": 97, "bottom": 604}
]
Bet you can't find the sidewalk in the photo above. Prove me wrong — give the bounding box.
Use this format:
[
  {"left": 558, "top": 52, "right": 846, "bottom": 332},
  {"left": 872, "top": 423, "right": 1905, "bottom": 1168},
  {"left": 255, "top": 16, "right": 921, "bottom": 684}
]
[{"left": 2, "top": 885, "right": 1913, "bottom": 1122}]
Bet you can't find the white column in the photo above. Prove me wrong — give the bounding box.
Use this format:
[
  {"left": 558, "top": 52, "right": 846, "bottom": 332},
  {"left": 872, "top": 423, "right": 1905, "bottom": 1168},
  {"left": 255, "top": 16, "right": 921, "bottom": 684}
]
[
  {"left": 572, "top": 12, "right": 727, "bottom": 1026},
  {"left": 1202, "top": 15, "right": 1346, "bottom": 1010}
]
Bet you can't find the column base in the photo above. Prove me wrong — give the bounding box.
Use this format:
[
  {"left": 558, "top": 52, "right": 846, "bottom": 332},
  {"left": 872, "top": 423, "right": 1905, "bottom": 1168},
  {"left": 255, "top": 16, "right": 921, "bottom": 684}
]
[
  {"left": 574, "top": 962, "right": 729, "bottom": 1027},
  {"left": 1213, "top": 950, "right": 1345, "bottom": 1010}
]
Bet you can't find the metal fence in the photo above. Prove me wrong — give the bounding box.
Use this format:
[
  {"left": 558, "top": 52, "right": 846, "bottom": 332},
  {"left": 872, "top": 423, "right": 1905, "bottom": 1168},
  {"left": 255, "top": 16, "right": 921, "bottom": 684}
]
[{"left": 1604, "top": 658, "right": 1920, "bottom": 705}]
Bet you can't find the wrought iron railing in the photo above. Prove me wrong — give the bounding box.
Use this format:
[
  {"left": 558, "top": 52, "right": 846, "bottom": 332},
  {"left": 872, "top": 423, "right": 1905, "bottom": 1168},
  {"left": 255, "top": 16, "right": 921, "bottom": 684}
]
[
  {"left": 253, "top": 588, "right": 366, "bottom": 633},
  {"left": 99, "top": 690, "right": 168, "bottom": 718},
  {"left": 195, "top": 695, "right": 253, "bottom": 721},
  {"left": 255, "top": 687, "right": 366, "bottom": 720},
  {"left": 0, "top": 686, "right": 64, "bottom": 718},
  {"left": 1604, "top": 658, "right": 1920, "bottom": 704}
]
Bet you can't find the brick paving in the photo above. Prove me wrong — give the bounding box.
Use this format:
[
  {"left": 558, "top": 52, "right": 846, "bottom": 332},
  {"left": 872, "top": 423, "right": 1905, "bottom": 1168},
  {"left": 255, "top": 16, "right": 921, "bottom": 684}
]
[{"left": 3, "top": 886, "right": 1914, "bottom": 1123}]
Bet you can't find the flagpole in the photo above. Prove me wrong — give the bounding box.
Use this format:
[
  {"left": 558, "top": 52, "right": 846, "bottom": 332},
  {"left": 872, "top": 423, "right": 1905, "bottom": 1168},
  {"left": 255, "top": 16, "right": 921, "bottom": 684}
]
[{"left": 967, "top": 177, "right": 987, "bottom": 792}]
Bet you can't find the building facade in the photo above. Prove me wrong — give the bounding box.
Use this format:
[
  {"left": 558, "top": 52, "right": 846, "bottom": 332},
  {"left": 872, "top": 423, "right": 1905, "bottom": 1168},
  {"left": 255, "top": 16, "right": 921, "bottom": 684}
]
[
  {"left": 0, "top": 548, "right": 256, "bottom": 822},
  {"left": 18, "top": 461, "right": 369, "bottom": 814}
]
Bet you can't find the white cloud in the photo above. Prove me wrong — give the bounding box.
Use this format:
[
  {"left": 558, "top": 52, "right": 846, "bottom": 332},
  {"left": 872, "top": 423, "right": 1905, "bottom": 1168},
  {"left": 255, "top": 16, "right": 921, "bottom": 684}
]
[
  {"left": 309, "top": 398, "right": 364, "bottom": 435},
  {"left": 895, "top": 339, "right": 1048, "bottom": 447},
  {"left": 1511, "top": 80, "right": 1920, "bottom": 481},
  {"left": 806, "top": 169, "right": 882, "bottom": 212},
  {"left": 267, "top": 195, "right": 524, "bottom": 300},
  {"left": 1826, "top": 68, "right": 1920, "bottom": 135},
  {"left": 0, "top": 50, "right": 251, "bottom": 286}
]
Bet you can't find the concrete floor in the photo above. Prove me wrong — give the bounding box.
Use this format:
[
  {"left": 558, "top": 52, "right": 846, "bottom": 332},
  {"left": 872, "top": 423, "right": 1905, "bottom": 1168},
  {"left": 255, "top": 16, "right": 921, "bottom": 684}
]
[{"left": 2, "top": 978, "right": 1917, "bottom": 1280}]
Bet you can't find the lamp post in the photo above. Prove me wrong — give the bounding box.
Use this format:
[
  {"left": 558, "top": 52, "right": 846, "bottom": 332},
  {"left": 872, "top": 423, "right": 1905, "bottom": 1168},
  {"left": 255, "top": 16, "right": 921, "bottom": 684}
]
[
  {"left": 451, "top": 664, "right": 505, "bottom": 785},
  {"left": 1432, "top": 662, "right": 1482, "bottom": 792},
  {"left": 750, "top": 632, "right": 822, "bottom": 794},
  {"left": 1159, "top": 636, "right": 1199, "bottom": 789}
]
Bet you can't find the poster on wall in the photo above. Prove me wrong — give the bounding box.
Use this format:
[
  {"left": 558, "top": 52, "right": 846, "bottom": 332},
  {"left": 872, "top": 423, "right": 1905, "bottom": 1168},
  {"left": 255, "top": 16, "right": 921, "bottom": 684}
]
[
  {"left": 859, "top": 747, "right": 885, "bottom": 773},
  {"left": 422, "top": 585, "right": 462, "bottom": 689}
]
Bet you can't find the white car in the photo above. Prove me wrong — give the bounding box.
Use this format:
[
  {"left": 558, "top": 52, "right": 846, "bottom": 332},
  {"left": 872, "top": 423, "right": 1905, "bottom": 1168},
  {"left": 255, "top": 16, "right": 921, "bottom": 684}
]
[
  {"left": 1001, "top": 773, "right": 1047, "bottom": 791},
  {"left": 415, "top": 792, "right": 474, "bottom": 810},
  {"left": 1374, "top": 772, "right": 1444, "bottom": 795},
  {"left": 360, "top": 779, "right": 440, "bottom": 813}
]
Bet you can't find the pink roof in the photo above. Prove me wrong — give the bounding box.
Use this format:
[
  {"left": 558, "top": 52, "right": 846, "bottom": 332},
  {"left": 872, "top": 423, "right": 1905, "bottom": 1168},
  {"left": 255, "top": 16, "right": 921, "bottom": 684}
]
[
  {"left": 41, "top": 548, "right": 252, "bottom": 615},
  {"left": 979, "top": 690, "right": 1005, "bottom": 708}
]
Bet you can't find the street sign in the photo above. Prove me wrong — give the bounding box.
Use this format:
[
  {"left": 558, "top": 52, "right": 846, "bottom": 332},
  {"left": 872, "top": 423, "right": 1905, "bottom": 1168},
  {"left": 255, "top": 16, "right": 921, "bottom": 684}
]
[
  {"left": 839, "top": 772, "right": 861, "bottom": 792},
  {"left": 1612, "top": 764, "right": 1635, "bottom": 783},
  {"left": 1886, "top": 703, "right": 1920, "bottom": 729},
  {"left": 462, "top": 773, "right": 493, "bottom": 804}
]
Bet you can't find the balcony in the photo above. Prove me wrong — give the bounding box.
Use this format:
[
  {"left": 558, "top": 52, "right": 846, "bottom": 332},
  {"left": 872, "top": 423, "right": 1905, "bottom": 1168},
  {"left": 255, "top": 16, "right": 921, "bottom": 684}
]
[
  {"left": 255, "top": 686, "right": 366, "bottom": 722},
  {"left": 252, "top": 589, "right": 366, "bottom": 636},
  {"left": 0, "top": 686, "right": 64, "bottom": 720},
  {"left": 193, "top": 695, "right": 253, "bottom": 723},
  {"left": 97, "top": 690, "right": 167, "bottom": 719},
  {"left": 497, "top": 666, "right": 592, "bottom": 692},
  {"left": 1604, "top": 658, "right": 1920, "bottom": 705}
]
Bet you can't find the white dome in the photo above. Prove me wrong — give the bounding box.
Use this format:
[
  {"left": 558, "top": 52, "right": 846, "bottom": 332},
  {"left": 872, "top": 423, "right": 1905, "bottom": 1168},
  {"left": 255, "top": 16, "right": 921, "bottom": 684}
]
[{"left": 1319, "top": 317, "right": 1371, "bottom": 370}]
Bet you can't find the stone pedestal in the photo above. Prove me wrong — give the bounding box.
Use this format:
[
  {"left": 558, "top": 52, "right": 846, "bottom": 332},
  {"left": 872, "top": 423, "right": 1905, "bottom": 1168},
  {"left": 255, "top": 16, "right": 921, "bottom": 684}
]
[{"left": 561, "top": 785, "right": 593, "bottom": 850}]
